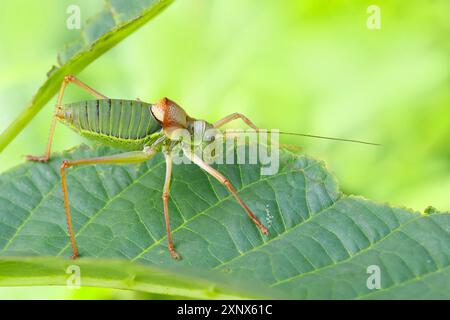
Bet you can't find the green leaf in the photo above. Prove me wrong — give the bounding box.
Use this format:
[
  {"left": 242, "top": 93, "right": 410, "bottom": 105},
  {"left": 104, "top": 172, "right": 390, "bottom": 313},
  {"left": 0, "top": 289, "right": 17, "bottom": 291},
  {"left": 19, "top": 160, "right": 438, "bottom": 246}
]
[
  {"left": 0, "top": 0, "right": 174, "bottom": 153},
  {"left": 0, "top": 144, "right": 449, "bottom": 299}
]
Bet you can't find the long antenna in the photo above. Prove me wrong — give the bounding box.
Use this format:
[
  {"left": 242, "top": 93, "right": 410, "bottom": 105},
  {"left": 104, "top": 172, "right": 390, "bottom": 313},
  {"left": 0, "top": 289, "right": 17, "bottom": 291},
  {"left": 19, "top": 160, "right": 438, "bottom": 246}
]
[
  {"left": 278, "top": 131, "right": 380, "bottom": 146},
  {"left": 223, "top": 129, "right": 381, "bottom": 146}
]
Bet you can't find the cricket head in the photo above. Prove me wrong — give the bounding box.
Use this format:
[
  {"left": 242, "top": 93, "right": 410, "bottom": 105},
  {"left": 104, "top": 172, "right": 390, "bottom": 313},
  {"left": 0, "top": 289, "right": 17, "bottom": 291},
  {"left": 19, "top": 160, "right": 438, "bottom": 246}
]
[{"left": 152, "top": 97, "right": 218, "bottom": 145}]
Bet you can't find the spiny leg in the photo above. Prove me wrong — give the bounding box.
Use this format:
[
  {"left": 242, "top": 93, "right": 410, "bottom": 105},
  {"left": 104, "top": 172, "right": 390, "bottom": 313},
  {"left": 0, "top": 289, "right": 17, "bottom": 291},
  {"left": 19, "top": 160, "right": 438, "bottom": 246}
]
[
  {"left": 60, "top": 148, "right": 159, "bottom": 259},
  {"left": 213, "top": 112, "right": 259, "bottom": 130},
  {"left": 162, "top": 152, "right": 180, "bottom": 259},
  {"left": 183, "top": 147, "right": 269, "bottom": 236},
  {"left": 26, "top": 75, "right": 108, "bottom": 162}
]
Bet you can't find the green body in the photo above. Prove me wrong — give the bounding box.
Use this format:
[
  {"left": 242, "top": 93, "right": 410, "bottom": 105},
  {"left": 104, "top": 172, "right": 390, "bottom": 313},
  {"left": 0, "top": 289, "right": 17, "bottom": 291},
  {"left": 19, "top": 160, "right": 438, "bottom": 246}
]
[{"left": 58, "top": 99, "right": 163, "bottom": 150}]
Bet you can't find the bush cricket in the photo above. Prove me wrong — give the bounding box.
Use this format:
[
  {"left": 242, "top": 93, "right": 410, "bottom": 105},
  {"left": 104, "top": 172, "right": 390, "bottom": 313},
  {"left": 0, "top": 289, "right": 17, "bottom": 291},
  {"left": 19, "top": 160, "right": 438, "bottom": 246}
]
[{"left": 27, "top": 75, "right": 378, "bottom": 260}]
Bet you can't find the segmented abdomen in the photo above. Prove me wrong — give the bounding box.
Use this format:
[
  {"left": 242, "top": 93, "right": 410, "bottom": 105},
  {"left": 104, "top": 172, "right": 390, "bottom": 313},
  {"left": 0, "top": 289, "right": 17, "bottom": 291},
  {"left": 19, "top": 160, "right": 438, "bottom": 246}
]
[{"left": 61, "top": 99, "right": 161, "bottom": 140}]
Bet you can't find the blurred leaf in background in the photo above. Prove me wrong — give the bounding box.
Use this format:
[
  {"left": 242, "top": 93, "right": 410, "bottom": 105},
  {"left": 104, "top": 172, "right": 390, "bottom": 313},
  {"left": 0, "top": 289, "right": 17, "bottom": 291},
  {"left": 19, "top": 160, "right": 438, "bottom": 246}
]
[{"left": 0, "top": 0, "right": 449, "bottom": 298}]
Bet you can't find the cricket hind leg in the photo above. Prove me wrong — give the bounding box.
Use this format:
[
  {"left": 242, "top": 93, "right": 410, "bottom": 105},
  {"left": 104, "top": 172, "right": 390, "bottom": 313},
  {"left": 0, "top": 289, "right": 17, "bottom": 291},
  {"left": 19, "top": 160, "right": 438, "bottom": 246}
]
[
  {"left": 182, "top": 147, "right": 269, "bottom": 236},
  {"left": 162, "top": 151, "right": 180, "bottom": 259},
  {"left": 26, "top": 75, "right": 108, "bottom": 162},
  {"left": 60, "top": 148, "right": 159, "bottom": 260}
]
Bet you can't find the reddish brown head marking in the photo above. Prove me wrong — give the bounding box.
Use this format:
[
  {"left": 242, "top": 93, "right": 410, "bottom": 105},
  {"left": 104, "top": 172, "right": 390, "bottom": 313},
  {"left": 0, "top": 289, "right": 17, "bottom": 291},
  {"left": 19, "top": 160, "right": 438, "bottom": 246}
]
[
  {"left": 151, "top": 97, "right": 188, "bottom": 129},
  {"left": 160, "top": 97, "right": 170, "bottom": 127}
]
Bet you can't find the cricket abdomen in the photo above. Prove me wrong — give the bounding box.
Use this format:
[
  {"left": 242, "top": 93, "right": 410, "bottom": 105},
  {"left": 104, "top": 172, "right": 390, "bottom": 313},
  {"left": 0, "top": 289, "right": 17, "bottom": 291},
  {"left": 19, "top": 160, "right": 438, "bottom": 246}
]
[{"left": 57, "top": 99, "right": 162, "bottom": 150}]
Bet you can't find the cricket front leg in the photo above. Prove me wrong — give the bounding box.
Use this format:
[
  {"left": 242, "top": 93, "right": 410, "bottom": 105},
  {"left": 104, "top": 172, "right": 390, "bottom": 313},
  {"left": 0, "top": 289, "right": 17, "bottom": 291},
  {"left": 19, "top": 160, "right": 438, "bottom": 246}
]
[
  {"left": 213, "top": 112, "right": 259, "bottom": 130},
  {"left": 60, "top": 148, "right": 158, "bottom": 259},
  {"left": 183, "top": 147, "right": 269, "bottom": 236},
  {"left": 26, "top": 75, "right": 108, "bottom": 162},
  {"left": 162, "top": 152, "right": 180, "bottom": 259}
]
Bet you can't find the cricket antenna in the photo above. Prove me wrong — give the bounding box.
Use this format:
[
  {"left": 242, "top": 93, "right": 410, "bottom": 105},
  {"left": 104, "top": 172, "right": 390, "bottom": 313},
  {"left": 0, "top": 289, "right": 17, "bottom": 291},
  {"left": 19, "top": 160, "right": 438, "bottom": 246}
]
[
  {"left": 277, "top": 131, "right": 380, "bottom": 146},
  {"left": 224, "top": 129, "right": 381, "bottom": 146}
]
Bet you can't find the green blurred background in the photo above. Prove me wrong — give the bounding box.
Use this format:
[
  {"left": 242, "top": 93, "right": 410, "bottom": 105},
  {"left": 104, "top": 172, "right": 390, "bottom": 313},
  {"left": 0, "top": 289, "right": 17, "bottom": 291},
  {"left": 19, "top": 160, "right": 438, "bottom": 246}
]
[{"left": 0, "top": 0, "right": 448, "bottom": 299}]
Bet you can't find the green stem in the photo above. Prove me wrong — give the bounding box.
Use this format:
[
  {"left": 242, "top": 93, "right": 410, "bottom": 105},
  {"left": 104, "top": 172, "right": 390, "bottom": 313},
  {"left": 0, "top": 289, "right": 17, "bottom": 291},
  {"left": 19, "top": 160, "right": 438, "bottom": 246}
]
[{"left": 0, "top": 257, "right": 260, "bottom": 299}]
